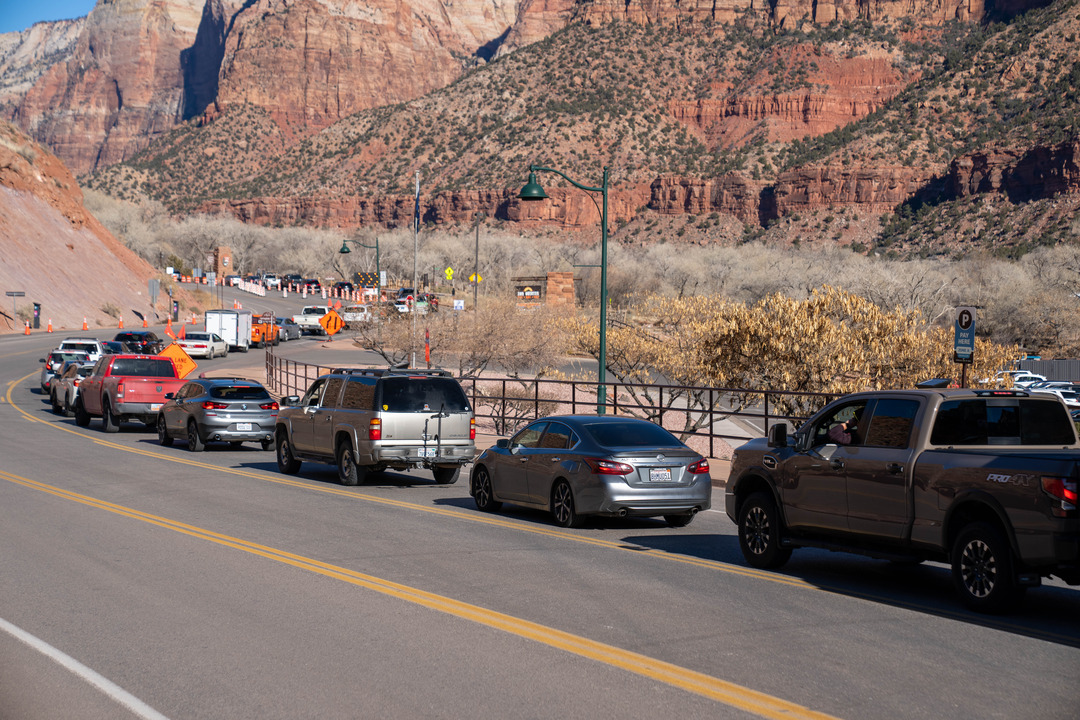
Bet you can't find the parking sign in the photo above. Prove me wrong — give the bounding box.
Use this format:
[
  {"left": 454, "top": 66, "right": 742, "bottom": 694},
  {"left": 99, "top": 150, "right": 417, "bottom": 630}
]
[{"left": 954, "top": 306, "right": 976, "bottom": 361}]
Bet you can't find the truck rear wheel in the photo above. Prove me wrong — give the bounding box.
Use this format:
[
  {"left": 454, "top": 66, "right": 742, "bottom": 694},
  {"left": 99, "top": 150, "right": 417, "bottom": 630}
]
[
  {"left": 951, "top": 522, "right": 1025, "bottom": 613},
  {"left": 738, "top": 492, "right": 792, "bottom": 569},
  {"left": 102, "top": 399, "right": 120, "bottom": 433}
]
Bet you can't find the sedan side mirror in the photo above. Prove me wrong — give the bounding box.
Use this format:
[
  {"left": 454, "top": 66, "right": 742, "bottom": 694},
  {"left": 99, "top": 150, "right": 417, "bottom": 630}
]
[{"left": 767, "top": 423, "right": 788, "bottom": 448}]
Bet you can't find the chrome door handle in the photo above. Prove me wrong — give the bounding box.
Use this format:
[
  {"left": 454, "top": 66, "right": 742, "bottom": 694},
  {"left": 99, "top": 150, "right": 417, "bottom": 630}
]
[{"left": 886, "top": 462, "right": 904, "bottom": 474}]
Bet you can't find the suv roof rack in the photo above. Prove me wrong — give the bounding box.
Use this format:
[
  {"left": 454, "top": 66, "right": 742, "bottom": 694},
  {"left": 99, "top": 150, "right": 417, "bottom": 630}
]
[{"left": 329, "top": 367, "right": 453, "bottom": 378}]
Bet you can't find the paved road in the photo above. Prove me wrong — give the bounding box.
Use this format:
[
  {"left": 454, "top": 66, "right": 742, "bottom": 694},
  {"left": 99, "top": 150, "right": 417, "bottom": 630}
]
[{"left": 2, "top": 328, "right": 1079, "bottom": 719}]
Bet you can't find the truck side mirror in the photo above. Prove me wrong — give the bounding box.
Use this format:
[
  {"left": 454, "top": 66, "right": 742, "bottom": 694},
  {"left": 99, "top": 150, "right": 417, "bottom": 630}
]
[{"left": 767, "top": 423, "right": 788, "bottom": 448}]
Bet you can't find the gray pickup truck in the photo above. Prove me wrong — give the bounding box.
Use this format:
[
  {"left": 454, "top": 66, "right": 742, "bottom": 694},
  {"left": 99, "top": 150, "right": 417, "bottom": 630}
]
[{"left": 726, "top": 388, "right": 1080, "bottom": 612}]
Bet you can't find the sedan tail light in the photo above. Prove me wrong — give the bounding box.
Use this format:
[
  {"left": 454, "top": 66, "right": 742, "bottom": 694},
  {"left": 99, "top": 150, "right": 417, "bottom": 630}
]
[
  {"left": 583, "top": 457, "right": 634, "bottom": 475},
  {"left": 688, "top": 459, "right": 710, "bottom": 474},
  {"left": 1042, "top": 476, "right": 1078, "bottom": 516},
  {"left": 202, "top": 401, "right": 229, "bottom": 410},
  {"left": 369, "top": 418, "right": 382, "bottom": 441}
]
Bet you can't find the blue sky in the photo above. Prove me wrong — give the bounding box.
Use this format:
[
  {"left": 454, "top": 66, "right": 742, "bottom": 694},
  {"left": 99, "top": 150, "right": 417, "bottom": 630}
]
[{"left": 1, "top": 0, "right": 97, "bottom": 34}]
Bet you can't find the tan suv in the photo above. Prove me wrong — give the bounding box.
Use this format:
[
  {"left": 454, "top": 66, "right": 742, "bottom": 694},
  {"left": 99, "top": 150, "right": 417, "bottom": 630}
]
[{"left": 274, "top": 368, "right": 476, "bottom": 485}]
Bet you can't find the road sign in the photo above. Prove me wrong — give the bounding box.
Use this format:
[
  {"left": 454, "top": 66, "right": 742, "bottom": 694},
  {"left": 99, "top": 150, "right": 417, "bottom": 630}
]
[
  {"left": 954, "top": 306, "right": 976, "bottom": 361},
  {"left": 445, "top": 267, "right": 454, "bottom": 281},
  {"left": 469, "top": 273, "right": 482, "bottom": 283},
  {"left": 159, "top": 342, "right": 197, "bottom": 379},
  {"left": 259, "top": 312, "right": 274, "bottom": 324},
  {"left": 320, "top": 309, "right": 345, "bottom": 336}
]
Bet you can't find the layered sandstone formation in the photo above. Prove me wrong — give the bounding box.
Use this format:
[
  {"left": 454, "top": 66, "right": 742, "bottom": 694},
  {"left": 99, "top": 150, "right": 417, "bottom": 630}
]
[
  {"left": 0, "top": 18, "right": 84, "bottom": 114},
  {"left": 0, "top": 121, "right": 168, "bottom": 333},
  {"left": 9, "top": 0, "right": 207, "bottom": 175},
  {"left": 578, "top": 0, "right": 986, "bottom": 26},
  {"left": 772, "top": 165, "right": 935, "bottom": 215},
  {"left": 950, "top": 140, "right": 1080, "bottom": 201},
  {"left": 212, "top": 0, "right": 526, "bottom": 134}
]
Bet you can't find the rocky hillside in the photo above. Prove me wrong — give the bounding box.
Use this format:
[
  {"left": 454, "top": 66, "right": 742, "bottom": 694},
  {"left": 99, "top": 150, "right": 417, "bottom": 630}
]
[
  {"left": 3, "top": 0, "right": 1076, "bottom": 257},
  {"left": 0, "top": 121, "right": 178, "bottom": 334}
]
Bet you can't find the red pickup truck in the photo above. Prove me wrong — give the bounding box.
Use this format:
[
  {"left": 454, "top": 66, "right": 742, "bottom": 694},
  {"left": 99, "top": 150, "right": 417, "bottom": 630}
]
[{"left": 74, "top": 355, "right": 186, "bottom": 432}]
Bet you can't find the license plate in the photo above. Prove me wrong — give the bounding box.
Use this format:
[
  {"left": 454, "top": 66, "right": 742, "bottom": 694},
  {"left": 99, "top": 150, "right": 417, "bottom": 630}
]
[
  {"left": 150, "top": 403, "right": 162, "bottom": 411},
  {"left": 236, "top": 422, "right": 252, "bottom": 431},
  {"left": 648, "top": 468, "right": 672, "bottom": 483},
  {"left": 418, "top": 447, "right": 436, "bottom": 458}
]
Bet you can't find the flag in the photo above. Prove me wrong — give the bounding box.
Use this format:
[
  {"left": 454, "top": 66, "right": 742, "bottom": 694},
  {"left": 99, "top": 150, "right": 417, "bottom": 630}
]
[
  {"left": 424, "top": 327, "right": 430, "bottom": 367},
  {"left": 414, "top": 172, "right": 421, "bottom": 233}
]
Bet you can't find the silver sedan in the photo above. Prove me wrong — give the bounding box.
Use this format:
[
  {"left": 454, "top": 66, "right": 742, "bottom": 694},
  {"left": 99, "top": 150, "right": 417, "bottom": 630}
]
[{"left": 470, "top": 415, "right": 711, "bottom": 528}]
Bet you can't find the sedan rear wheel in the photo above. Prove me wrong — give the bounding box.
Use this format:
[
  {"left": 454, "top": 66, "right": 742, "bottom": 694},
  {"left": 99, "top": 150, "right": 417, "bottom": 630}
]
[
  {"left": 74, "top": 398, "right": 91, "bottom": 427},
  {"left": 472, "top": 466, "right": 502, "bottom": 512},
  {"left": 551, "top": 480, "right": 582, "bottom": 528},
  {"left": 187, "top": 420, "right": 205, "bottom": 452},
  {"left": 157, "top": 415, "right": 173, "bottom": 447},
  {"left": 50, "top": 390, "right": 63, "bottom": 415}
]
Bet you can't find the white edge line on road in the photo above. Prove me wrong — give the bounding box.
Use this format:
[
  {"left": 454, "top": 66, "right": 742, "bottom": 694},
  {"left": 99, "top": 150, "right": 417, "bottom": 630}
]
[{"left": 0, "top": 615, "right": 171, "bottom": 720}]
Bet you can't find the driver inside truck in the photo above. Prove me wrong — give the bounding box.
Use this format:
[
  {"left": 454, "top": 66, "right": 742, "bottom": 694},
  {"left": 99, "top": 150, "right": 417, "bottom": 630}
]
[{"left": 827, "top": 407, "right": 864, "bottom": 445}]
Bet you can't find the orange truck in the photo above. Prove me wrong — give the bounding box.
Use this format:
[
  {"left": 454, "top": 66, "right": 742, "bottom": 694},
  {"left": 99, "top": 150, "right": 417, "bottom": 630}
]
[{"left": 251, "top": 312, "right": 280, "bottom": 348}]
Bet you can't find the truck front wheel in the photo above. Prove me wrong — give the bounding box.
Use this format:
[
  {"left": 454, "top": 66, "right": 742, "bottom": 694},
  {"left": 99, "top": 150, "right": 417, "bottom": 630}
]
[
  {"left": 738, "top": 492, "right": 792, "bottom": 569},
  {"left": 951, "top": 522, "right": 1025, "bottom": 613}
]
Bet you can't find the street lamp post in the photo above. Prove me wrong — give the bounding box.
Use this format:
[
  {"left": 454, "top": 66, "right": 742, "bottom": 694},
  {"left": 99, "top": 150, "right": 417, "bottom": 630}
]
[
  {"left": 518, "top": 164, "right": 610, "bottom": 414},
  {"left": 338, "top": 236, "right": 380, "bottom": 297}
]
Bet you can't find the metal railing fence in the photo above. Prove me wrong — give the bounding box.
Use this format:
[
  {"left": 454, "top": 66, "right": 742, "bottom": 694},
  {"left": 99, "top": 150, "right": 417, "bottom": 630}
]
[{"left": 265, "top": 347, "right": 834, "bottom": 458}]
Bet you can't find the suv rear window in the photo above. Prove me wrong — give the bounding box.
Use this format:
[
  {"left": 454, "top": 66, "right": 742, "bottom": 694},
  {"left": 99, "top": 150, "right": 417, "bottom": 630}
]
[
  {"left": 930, "top": 398, "right": 1076, "bottom": 446},
  {"left": 376, "top": 377, "right": 470, "bottom": 413},
  {"left": 210, "top": 386, "right": 270, "bottom": 401}
]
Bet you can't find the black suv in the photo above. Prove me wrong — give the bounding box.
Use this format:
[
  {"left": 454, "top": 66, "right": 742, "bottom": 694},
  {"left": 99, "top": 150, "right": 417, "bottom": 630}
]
[
  {"left": 275, "top": 368, "right": 476, "bottom": 485},
  {"left": 114, "top": 330, "right": 165, "bottom": 354}
]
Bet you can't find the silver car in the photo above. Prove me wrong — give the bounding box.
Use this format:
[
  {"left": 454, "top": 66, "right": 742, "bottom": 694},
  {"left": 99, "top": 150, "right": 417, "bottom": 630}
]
[
  {"left": 157, "top": 378, "right": 278, "bottom": 451},
  {"left": 470, "top": 415, "right": 712, "bottom": 528},
  {"left": 40, "top": 350, "right": 91, "bottom": 392},
  {"left": 50, "top": 361, "right": 95, "bottom": 416}
]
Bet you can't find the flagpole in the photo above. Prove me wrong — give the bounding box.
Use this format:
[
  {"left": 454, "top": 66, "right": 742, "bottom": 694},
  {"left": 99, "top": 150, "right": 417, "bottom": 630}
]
[{"left": 412, "top": 170, "right": 419, "bottom": 369}]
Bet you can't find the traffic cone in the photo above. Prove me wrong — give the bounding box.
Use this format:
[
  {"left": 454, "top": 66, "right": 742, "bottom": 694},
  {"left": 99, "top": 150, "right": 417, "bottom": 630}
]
[
  {"left": 24, "top": 321, "right": 30, "bottom": 335},
  {"left": 165, "top": 318, "right": 175, "bottom": 339},
  {"left": 82, "top": 317, "right": 88, "bottom": 330},
  {"left": 118, "top": 316, "right": 124, "bottom": 329},
  {"left": 46, "top": 318, "right": 53, "bottom": 333},
  {"left": 179, "top": 322, "right": 186, "bottom": 340},
  {"left": 142, "top": 316, "right": 148, "bottom": 328}
]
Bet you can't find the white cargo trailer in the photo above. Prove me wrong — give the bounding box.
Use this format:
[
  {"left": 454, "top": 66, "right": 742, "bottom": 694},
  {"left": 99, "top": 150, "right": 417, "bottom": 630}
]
[{"left": 205, "top": 309, "right": 253, "bottom": 352}]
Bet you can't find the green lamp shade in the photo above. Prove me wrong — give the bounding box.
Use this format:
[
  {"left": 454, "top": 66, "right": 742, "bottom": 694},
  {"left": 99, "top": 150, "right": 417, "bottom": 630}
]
[
  {"left": 518, "top": 171, "right": 548, "bottom": 201},
  {"left": 338, "top": 240, "right": 351, "bottom": 254}
]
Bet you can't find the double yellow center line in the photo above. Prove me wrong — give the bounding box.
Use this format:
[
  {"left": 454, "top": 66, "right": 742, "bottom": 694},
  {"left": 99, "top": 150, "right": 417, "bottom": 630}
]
[{"left": 2, "top": 372, "right": 841, "bottom": 717}]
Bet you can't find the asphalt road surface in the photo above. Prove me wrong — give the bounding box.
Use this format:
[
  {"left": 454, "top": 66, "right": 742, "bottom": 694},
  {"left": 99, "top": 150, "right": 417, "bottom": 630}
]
[{"left": 2, "top": 321, "right": 1079, "bottom": 720}]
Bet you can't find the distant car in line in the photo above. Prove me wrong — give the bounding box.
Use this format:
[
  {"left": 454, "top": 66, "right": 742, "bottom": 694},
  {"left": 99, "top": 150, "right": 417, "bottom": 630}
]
[
  {"left": 101, "top": 340, "right": 138, "bottom": 354},
  {"left": 157, "top": 377, "right": 278, "bottom": 452},
  {"left": 334, "top": 281, "right": 355, "bottom": 294},
  {"left": 40, "top": 350, "right": 92, "bottom": 392},
  {"left": 262, "top": 274, "right": 281, "bottom": 289},
  {"left": 301, "top": 278, "right": 323, "bottom": 293},
  {"left": 175, "top": 332, "right": 228, "bottom": 359},
  {"left": 470, "top": 415, "right": 711, "bottom": 528},
  {"left": 114, "top": 330, "right": 166, "bottom": 355},
  {"left": 275, "top": 317, "right": 302, "bottom": 341},
  {"left": 226, "top": 275, "right": 242, "bottom": 287},
  {"left": 57, "top": 337, "right": 105, "bottom": 363},
  {"left": 51, "top": 361, "right": 95, "bottom": 416}
]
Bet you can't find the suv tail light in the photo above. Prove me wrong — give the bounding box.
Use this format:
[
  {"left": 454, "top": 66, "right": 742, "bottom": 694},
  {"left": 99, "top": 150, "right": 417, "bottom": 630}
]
[
  {"left": 202, "top": 401, "right": 229, "bottom": 410},
  {"left": 369, "top": 418, "right": 382, "bottom": 441},
  {"left": 259, "top": 401, "right": 279, "bottom": 411},
  {"left": 470, "top": 417, "right": 476, "bottom": 440},
  {"left": 583, "top": 457, "right": 634, "bottom": 475},
  {"left": 688, "top": 458, "right": 710, "bottom": 474},
  {"left": 1042, "top": 476, "right": 1077, "bottom": 516}
]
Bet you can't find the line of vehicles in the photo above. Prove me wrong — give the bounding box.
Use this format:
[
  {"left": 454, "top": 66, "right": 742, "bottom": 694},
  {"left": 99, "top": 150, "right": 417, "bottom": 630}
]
[{"left": 35, "top": 335, "right": 1080, "bottom": 615}]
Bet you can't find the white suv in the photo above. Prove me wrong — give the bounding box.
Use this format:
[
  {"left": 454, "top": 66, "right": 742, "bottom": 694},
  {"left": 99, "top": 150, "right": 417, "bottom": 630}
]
[
  {"left": 58, "top": 337, "right": 105, "bottom": 362},
  {"left": 263, "top": 274, "right": 281, "bottom": 289}
]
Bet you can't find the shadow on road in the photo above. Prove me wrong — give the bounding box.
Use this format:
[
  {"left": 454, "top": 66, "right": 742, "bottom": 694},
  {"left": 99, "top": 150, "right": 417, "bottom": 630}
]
[{"left": 627, "top": 533, "right": 1080, "bottom": 649}]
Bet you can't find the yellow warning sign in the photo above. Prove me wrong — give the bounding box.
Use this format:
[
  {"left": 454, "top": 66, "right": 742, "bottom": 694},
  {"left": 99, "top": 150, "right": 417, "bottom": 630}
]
[
  {"left": 159, "top": 342, "right": 197, "bottom": 379},
  {"left": 320, "top": 309, "right": 345, "bottom": 336}
]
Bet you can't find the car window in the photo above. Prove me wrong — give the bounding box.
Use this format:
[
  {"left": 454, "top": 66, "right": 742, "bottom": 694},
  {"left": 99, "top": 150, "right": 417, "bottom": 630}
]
[
  {"left": 302, "top": 378, "right": 327, "bottom": 406},
  {"left": 582, "top": 420, "right": 682, "bottom": 448},
  {"left": 931, "top": 398, "right": 1076, "bottom": 445},
  {"left": 110, "top": 358, "right": 175, "bottom": 377},
  {"left": 341, "top": 378, "right": 377, "bottom": 410},
  {"left": 539, "top": 422, "right": 576, "bottom": 449},
  {"left": 376, "top": 377, "right": 470, "bottom": 413},
  {"left": 177, "top": 382, "right": 200, "bottom": 400},
  {"left": 861, "top": 399, "right": 920, "bottom": 449},
  {"left": 211, "top": 385, "right": 270, "bottom": 401},
  {"left": 511, "top": 422, "right": 548, "bottom": 449},
  {"left": 322, "top": 378, "right": 345, "bottom": 409},
  {"left": 809, "top": 402, "right": 867, "bottom": 447}
]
